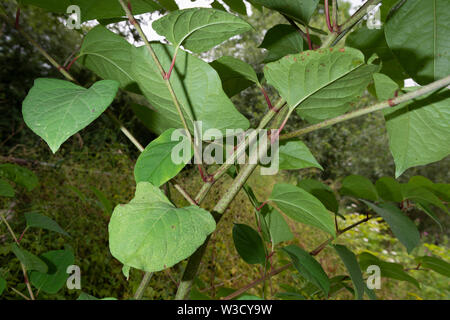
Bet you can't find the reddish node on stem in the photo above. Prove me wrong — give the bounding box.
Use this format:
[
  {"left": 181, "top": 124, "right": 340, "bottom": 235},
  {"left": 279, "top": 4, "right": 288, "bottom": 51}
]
[
  {"left": 18, "top": 229, "right": 26, "bottom": 243},
  {"left": 256, "top": 201, "right": 268, "bottom": 212},
  {"left": 388, "top": 99, "right": 397, "bottom": 107},
  {"left": 65, "top": 56, "right": 80, "bottom": 71},
  {"left": 198, "top": 164, "right": 214, "bottom": 183}
]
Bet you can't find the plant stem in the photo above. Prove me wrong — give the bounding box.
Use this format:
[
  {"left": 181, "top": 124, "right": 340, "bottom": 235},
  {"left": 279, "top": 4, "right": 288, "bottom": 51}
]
[
  {"left": 332, "top": 0, "right": 339, "bottom": 31},
  {"left": 223, "top": 216, "right": 375, "bottom": 299},
  {"left": 322, "top": 0, "right": 382, "bottom": 47},
  {"left": 1, "top": 209, "right": 35, "bottom": 300},
  {"left": 118, "top": 0, "right": 206, "bottom": 180},
  {"left": 133, "top": 272, "right": 153, "bottom": 300},
  {"left": 175, "top": 102, "right": 285, "bottom": 299},
  {"left": 280, "top": 75, "right": 450, "bottom": 140},
  {"left": 106, "top": 111, "right": 144, "bottom": 152},
  {"left": 324, "top": 0, "right": 334, "bottom": 33},
  {"left": 173, "top": 183, "right": 198, "bottom": 205}
]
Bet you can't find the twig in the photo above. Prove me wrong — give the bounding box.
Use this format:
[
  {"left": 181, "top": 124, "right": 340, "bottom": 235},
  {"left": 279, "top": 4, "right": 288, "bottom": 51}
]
[
  {"left": 280, "top": 75, "right": 450, "bottom": 140},
  {"left": 173, "top": 183, "right": 198, "bottom": 206},
  {"left": 133, "top": 272, "right": 153, "bottom": 300}
]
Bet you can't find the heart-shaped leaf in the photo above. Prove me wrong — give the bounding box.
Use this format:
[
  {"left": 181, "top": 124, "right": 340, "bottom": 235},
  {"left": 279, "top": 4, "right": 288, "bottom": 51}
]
[
  {"left": 22, "top": 78, "right": 119, "bottom": 153},
  {"left": 264, "top": 47, "right": 379, "bottom": 123},
  {"left": 269, "top": 183, "right": 335, "bottom": 236},
  {"left": 131, "top": 44, "right": 250, "bottom": 136},
  {"left": 134, "top": 128, "right": 193, "bottom": 187},
  {"left": 152, "top": 8, "right": 252, "bottom": 53},
  {"left": 109, "top": 182, "right": 216, "bottom": 272},
  {"left": 384, "top": 88, "right": 450, "bottom": 177}
]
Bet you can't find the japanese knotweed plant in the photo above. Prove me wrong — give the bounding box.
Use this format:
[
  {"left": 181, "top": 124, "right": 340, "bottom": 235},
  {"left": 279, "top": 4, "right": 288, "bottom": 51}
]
[{"left": 2, "top": 0, "right": 450, "bottom": 300}]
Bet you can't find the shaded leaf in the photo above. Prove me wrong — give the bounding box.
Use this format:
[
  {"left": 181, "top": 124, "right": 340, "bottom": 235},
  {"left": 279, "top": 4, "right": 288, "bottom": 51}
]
[
  {"left": 24, "top": 212, "right": 70, "bottom": 237},
  {"left": 416, "top": 256, "right": 450, "bottom": 277},
  {"left": 340, "top": 175, "right": 378, "bottom": 202},
  {"left": 375, "top": 177, "right": 402, "bottom": 203},
  {"left": 0, "top": 179, "right": 15, "bottom": 198},
  {"left": 232, "top": 224, "right": 266, "bottom": 265},
  {"left": 372, "top": 72, "right": 399, "bottom": 101},
  {"left": 0, "top": 164, "right": 38, "bottom": 191},
  {"left": 30, "top": 249, "right": 75, "bottom": 294},
  {"left": 297, "top": 179, "right": 338, "bottom": 213},
  {"left": 11, "top": 244, "right": 48, "bottom": 273},
  {"left": 265, "top": 209, "right": 293, "bottom": 246},
  {"left": 251, "top": 0, "right": 319, "bottom": 24},
  {"left": 210, "top": 56, "right": 259, "bottom": 97},
  {"left": 385, "top": 0, "right": 450, "bottom": 84},
  {"left": 362, "top": 201, "right": 420, "bottom": 253},
  {"left": 333, "top": 245, "right": 365, "bottom": 300},
  {"left": 259, "top": 24, "right": 304, "bottom": 63},
  {"left": 283, "top": 245, "right": 330, "bottom": 295}
]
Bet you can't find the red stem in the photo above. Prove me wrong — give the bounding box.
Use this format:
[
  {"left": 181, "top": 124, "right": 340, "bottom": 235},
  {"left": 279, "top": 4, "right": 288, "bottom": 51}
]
[
  {"left": 256, "top": 201, "right": 268, "bottom": 212},
  {"left": 164, "top": 54, "right": 177, "bottom": 80},
  {"left": 271, "top": 114, "right": 289, "bottom": 144},
  {"left": 15, "top": 7, "right": 20, "bottom": 29},
  {"left": 66, "top": 55, "right": 80, "bottom": 71},
  {"left": 261, "top": 87, "right": 278, "bottom": 112},
  {"left": 306, "top": 27, "right": 312, "bottom": 50},
  {"left": 325, "top": 0, "right": 334, "bottom": 33},
  {"left": 18, "top": 228, "right": 27, "bottom": 243}
]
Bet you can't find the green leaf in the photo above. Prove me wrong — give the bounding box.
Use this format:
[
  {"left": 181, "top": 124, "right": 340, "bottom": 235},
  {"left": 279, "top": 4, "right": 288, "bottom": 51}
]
[
  {"left": 409, "top": 176, "right": 450, "bottom": 202},
  {"left": 269, "top": 184, "right": 335, "bottom": 237},
  {"left": 264, "top": 48, "right": 378, "bottom": 123},
  {"left": 265, "top": 209, "right": 293, "bottom": 246},
  {"left": 211, "top": 1, "right": 227, "bottom": 11},
  {"left": 372, "top": 72, "right": 399, "bottom": 101},
  {"left": 18, "top": 0, "right": 71, "bottom": 13},
  {"left": 210, "top": 56, "right": 259, "bottom": 97},
  {"left": 109, "top": 182, "right": 216, "bottom": 272},
  {"left": 362, "top": 201, "right": 420, "bottom": 253},
  {"left": 297, "top": 179, "right": 338, "bottom": 213},
  {"left": 333, "top": 245, "right": 365, "bottom": 300},
  {"left": 122, "top": 265, "right": 131, "bottom": 280},
  {"left": 375, "top": 177, "right": 403, "bottom": 203},
  {"left": 158, "top": 0, "right": 178, "bottom": 11},
  {"left": 401, "top": 184, "right": 448, "bottom": 213},
  {"left": 416, "top": 256, "right": 450, "bottom": 277},
  {"left": 278, "top": 140, "right": 323, "bottom": 171},
  {"left": 131, "top": 44, "right": 250, "bottom": 136},
  {"left": 251, "top": 0, "right": 319, "bottom": 24},
  {"left": 259, "top": 24, "right": 304, "bottom": 63},
  {"left": 385, "top": 0, "right": 450, "bottom": 85},
  {"left": 152, "top": 8, "right": 252, "bottom": 53},
  {"left": 10, "top": 244, "right": 48, "bottom": 273},
  {"left": 340, "top": 175, "right": 379, "bottom": 202},
  {"left": 0, "top": 164, "right": 38, "bottom": 191},
  {"left": 223, "top": 0, "right": 247, "bottom": 15},
  {"left": 30, "top": 250, "right": 75, "bottom": 294},
  {"left": 0, "top": 275, "right": 5, "bottom": 295},
  {"left": 134, "top": 129, "right": 193, "bottom": 187},
  {"left": 22, "top": 78, "right": 119, "bottom": 153},
  {"left": 359, "top": 252, "right": 420, "bottom": 288},
  {"left": 73, "top": 0, "right": 162, "bottom": 22},
  {"left": 384, "top": 88, "right": 450, "bottom": 177},
  {"left": 346, "top": 26, "right": 407, "bottom": 83},
  {"left": 0, "top": 179, "right": 15, "bottom": 198},
  {"left": 77, "top": 292, "right": 118, "bottom": 300},
  {"left": 415, "top": 201, "right": 443, "bottom": 230},
  {"left": 79, "top": 26, "right": 136, "bottom": 90},
  {"left": 283, "top": 245, "right": 330, "bottom": 295},
  {"left": 24, "top": 212, "right": 70, "bottom": 237},
  {"left": 232, "top": 224, "right": 266, "bottom": 265}
]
